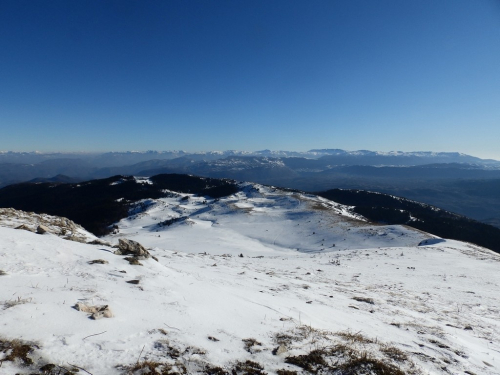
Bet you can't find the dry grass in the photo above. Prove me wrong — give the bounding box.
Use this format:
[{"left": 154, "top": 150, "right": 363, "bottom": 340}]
[
  {"left": 242, "top": 338, "right": 262, "bottom": 353},
  {"left": 88, "top": 259, "right": 109, "bottom": 264},
  {"left": 339, "top": 353, "right": 407, "bottom": 375},
  {"left": 126, "top": 360, "right": 187, "bottom": 375},
  {"left": 352, "top": 296, "right": 375, "bottom": 305},
  {"left": 336, "top": 330, "right": 374, "bottom": 344},
  {"left": 0, "top": 337, "right": 83, "bottom": 374},
  {"left": 285, "top": 345, "right": 408, "bottom": 375},
  {"left": 0, "top": 338, "right": 36, "bottom": 366},
  {"left": 2, "top": 296, "right": 32, "bottom": 310},
  {"left": 273, "top": 325, "right": 423, "bottom": 375},
  {"left": 285, "top": 349, "right": 327, "bottom": 373},
  {"left": 231, "top": 360, "right": 267, "bottom": 375},
  {"left": 380, "top": 344, "right": 409, "bottom": 362},
  {"left": 203, "top": 364, "right": 229, "bottom": 374}
]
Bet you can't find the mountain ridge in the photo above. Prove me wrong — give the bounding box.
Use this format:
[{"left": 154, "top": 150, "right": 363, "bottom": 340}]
[{"left": 1, "top": 173, "right": 500, "bottom": 253}]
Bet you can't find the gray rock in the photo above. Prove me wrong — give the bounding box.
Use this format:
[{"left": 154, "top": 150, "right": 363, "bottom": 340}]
[
  {"left": 272, "top": 345, "right": 288, "bottom": 355},
  {"left": 36, "top": 224, "right": 50, "bottom": 234},
  {"left": 91, "top": 306, "right": 113, "bottom": 320},
  {"left": 117, "top": 238, "right": 150, "bottom": 259},
  {"left": 74, "top": 302, "right": 113, "bottom": 319}
]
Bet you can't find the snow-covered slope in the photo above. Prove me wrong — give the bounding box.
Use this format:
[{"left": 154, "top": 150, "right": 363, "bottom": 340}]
[
  {"left": 104, "top": 183, "right": 431, "bottom": 256},
  {"left": 1, "top": 184, "right": 499, "bottom": 374}
]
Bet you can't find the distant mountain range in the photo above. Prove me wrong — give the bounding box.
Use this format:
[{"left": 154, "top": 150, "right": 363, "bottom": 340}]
[
  {"left": 1, "top": 149, "right": 500, "bottom": 228},
  {"left": 2, "top": 148, "right": 499, "bottom": 166},
  {"left": 1, "top": 149, "right": 499, "bottom": 187}
]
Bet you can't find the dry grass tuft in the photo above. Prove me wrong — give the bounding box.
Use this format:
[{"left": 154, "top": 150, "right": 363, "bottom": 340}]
[
  {"left": 203, "top": 364, "right": 230, "bottom": 374},
  {"left": 88, "top": 259, "right": 109, "bottom": 265},
  {"left": 126, "top": 360, "right": 187, "bottom": 375},
  {"left": 285, "top": 345, "right": 408, "bottom": 375},
  {"left": 273, "top": 325, "right": 422, "bottom": 375},
  {"left": 380, "top": 344, "right": 409, "bottom": 362},
  {"left": 336, "top": 330, "right": 374, "bottom": 344},
  {"left": 231, "top": 360, "right": 267, "bottom": 375},
  {"left": 352, "top": 296, "right": 375, "bottom": 305},
  {"left": 242, "top": 338, "right": 262, "bottom": 353},
  {"left": 2, "top": 296, "right": 32, "bottom": 310},
  {"left": 0, "top": 338, "right": 37, "bottom": 366},
  {"left": 339, "top": 353, "right": 407, "bottom": 375},
  {"left": 285, "top": 349, "right": 327, "bottom": 373}
]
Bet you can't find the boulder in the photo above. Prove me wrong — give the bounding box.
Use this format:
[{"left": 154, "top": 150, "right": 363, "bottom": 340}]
[
  {"left": 36, "top": 225, "right": 50, "bottom": 234},
  {"left": 115, "top": 238, "right": 150, "bottom": 259},
  {"left": 91, "top": 306, "right": 113, "bottom": 320},
  {"left": 74, "top": 302, "right": 113, "bottom": 319},
  {"left": 272, "top": 345, "right": 288, "bottom": 355}
]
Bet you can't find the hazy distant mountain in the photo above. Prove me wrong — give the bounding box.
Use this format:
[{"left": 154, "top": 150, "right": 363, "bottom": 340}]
[
  {"left": 2, "top": 149, "right": 499, "bottom": 168},
  {"left": 28, "top": 174, "right": 81, "bottom": 183},
  {"left": 0, "top": 159, "right": 94, "bottom": 187},
  {"left": 309, "top": 149, "right": 500, "bottom": 164}
]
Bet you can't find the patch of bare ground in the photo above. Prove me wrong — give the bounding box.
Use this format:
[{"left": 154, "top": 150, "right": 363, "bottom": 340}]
[
  {"left": 0, "top": 337, "right": 80, "bottom": 374},
  {"left": 124, "top": 360, "right": 187, "bottom": 375},
  {"left": 274, "top": 327, "right": 422, "bottom": 375}
]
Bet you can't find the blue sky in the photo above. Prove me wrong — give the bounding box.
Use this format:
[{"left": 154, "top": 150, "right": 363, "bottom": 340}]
[{"left": 1, "top": 0, "right": 499, "bottom": 158}]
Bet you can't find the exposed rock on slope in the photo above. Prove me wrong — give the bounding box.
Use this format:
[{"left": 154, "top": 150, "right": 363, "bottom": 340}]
[
  {"left": 0, "top": 207, "right": 97, "bottom": 243},
  {"left": 115, "top": 238, "right": 151, "bottom": 258}
]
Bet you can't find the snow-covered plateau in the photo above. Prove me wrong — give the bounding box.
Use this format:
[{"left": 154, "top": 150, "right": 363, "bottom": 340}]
[{"left": 1, "top": 183, "right": 499, "bottom": 374}]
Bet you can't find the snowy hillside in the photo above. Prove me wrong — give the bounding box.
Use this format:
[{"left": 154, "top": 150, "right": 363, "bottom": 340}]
[
  {"left": 1, "top": 184, "right": 499, "bottom": 374},
  {"left": 104, "top": 183, "right": 430, "bottom": 255}
]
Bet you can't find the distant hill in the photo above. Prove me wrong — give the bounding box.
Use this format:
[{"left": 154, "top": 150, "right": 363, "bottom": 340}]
[
  {"left": 0, "top": 174, "right": 238, "bottom": 236},
  {"left": 28, "top": 174, "right": 80, "bottom": 183},
  {"left": 317, "top": 189, "right": 500, "bottom": 253}
]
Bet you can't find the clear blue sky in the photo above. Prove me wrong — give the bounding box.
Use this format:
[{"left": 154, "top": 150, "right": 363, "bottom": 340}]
[{"left": 1, "top": 0, "right": 499, "bottom": 158}]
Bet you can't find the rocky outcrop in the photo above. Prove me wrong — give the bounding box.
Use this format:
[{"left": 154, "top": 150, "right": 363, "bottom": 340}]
[
  {"left": 0, "top": 208, "right": 97, "bottom": 243},
  {"left": 114, "top": 238, "right": 151, "bottom": 259}
]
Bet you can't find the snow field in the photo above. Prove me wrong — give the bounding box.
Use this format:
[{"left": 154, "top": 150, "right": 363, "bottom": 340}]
[{"left": 0, "top": 183, "right": 499, "bottom": 374}]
